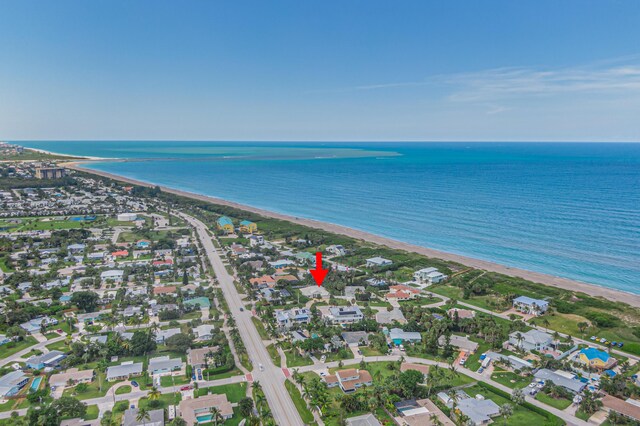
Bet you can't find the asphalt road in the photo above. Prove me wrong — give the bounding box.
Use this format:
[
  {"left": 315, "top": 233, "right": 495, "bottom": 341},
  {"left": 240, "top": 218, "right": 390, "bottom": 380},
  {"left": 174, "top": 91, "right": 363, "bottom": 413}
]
[{"left": 181, "top": 212, "right": 304, "bottom": 426}]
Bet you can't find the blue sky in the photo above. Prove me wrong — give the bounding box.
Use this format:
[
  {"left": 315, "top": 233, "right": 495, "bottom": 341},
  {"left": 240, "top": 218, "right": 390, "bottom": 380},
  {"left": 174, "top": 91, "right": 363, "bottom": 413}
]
[{"left": 1, "top": 1, "right": 640, "bottom": 141}]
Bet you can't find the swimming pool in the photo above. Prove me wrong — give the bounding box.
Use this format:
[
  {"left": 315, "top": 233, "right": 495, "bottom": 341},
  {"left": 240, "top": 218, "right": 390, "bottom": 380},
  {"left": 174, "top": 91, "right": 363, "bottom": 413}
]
[
  {"left": 196, "top": 414, "right": 212, "bottom": 422},
  {"left": 30, "top": 376, "right": 42, "bottom": 391}
]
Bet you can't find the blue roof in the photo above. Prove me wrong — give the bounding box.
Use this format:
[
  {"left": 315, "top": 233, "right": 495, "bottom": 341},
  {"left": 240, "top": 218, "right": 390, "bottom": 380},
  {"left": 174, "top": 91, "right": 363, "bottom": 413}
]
[
  {"left": 240, "top": 220, "right": 255, "bottom": 225},
  {"left": 604, "top": 369, "right": 616, "bottom": 377},
  {"left": 580, "top": 347, "right": 610, "bottom": 362},
  {"left": 217, "top": 216, "right": 233, "bottom": 226}
]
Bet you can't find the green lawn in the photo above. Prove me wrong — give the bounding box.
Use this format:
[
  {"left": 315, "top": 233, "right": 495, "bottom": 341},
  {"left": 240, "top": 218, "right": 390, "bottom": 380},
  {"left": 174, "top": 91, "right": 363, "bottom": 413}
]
[
  {"left": 0, "top": 336, "right": 37, "bottom": 359},
  {"left": 84, "top": 404, "right": 99, "bottom": 420},
  {"left": 251, "top": 317, "right": 270, "bottom": 340},
  {"left": 491, "top": 371, "right": 531, "bottom": 389},
  {"left": 196, "top": 382, "right": 247, "bottom": 403},
  {"left": 115, "top": 385, "right": 131, "bottom": 395},
  {"left": 360, "top": 346, "right": 384, "bottom": 356},
  {"left": 160, "top": 375, "right": 191, "bottom": 387},
  {"left": 266, "top": 344, "right": 282, "bottom": 366},
  {"left": 138, "top": 393, "right": 181, "bottom": 410},
  {"left": 63, "top": 373, "right": 117, "bottom": 400},
  {"left": 201, "top": 366, "right": 243, "bottom": 381},
  {"left": 284, "top": 350, "right": 313, "bottom": 367},
  {"left": 285, "top": 380, "right": 316, "bottom": 425},
  {"left": 535, "top": 391, "right": 573, "bottom": 410},
  {"left": 45, "top": 340, "right": 70, "bottom": 352}
]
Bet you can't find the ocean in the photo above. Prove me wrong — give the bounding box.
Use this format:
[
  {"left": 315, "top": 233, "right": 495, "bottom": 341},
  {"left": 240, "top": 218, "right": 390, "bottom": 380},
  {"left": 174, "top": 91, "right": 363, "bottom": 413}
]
[{"left": 18, "top": 141, "right": 640, "bottom": 294}]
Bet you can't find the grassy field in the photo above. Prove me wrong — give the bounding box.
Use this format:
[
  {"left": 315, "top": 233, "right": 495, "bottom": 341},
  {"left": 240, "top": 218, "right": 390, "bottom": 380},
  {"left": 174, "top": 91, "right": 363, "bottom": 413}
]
[
  {"left": 84, "top": 404, "right": 99, "bottom": 420},
  {"left": 196, "top": 382, "right": 247, "bottom": 403},
  {"left": 491, "top": 371, "right": 531, "bottom": 389},
  {"left": 535, "top": 391, "right": 573, "bottom": 410},
  {"left": 251, "top": 316, "right": 270, "bottom": 340},
  {"left": 115, "top": 385, "right": 131, "bottom": 395},
  {"left": 284, "top": 350, "right": 313, "bottom": 367},
  {"left": 266, "top": 344, "right": 282, "bottom": 366},
  {"left": 0, "top": 336, "right": 38, "bottom": 359},
  {"left": 138, "top": 392, "right": 181, "bottom": 410},
  {"left": 285, "top": 380, "right": 316, "bottom": 425},
  {"left": 160, "top": 375, "right": 190, "bottom": 387},
  {"left": 62, "top": 372, "right": 117, "bottom": 400}
]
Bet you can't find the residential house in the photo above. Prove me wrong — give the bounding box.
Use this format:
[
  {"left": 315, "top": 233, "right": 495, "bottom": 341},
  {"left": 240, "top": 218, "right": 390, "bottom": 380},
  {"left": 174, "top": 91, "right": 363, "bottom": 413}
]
[
  {"left": 365, "top": 257, "right": 392, "bottom": 268},
  {"left": 216, "top": 216, "right": 234, "bottom": 233},
  {"left": 413, "top": 267, "right": 448, "bottom": 285},
  {"left": 345, "top": 414, "right": 382, "bottom": 426},
  {"left": 578, "top": 348, "right": 617, "bottom": 370},
  {"left": 239, "top": 220, "right": 257, "bottom": 233},
  {"left": 385, "top": 284, "right": 420, "bottom": 301},
  {"left": 323, "top": 369, "right": 373, "bottom": 393},
  {"left": 26, "top": 350, "right": 66, "bottom": 370},
  {"left": 508, "top": 329, "right": 552, "bottom": 352},
  {"left": 326, "top": 245, "right": 346, "bottom": 256},
  {"left": 187, "top": 347, "right": 220, "bottom": 369},
  {"left": 324, "top": 306, "right": 364, "bottom": 324},
  {"left": 0, "top": 371, "right": 29, "bottom": 397},
  {"left": 100, "top": 269, "right": 124, "bottom": 282},
  {"left": 148, "top": 356, "right": 183, "bottom": 376},
  {"left": 601, "top": 395, "right": 640, "bottom": 423},
  {"left": 123, "top": 408, "right": 165, "bottom": 426},
  {"left": 389, "top": 328, "right": 422, "bottom": 345},
  {"left": 156, "top": 328, "right": 181, "bottom": 344},
  {"left": 274, "top": 308, "right": 311, "bottom": 329},
  {"left": 375, "top": 308, "right": 407, "bottom": 325},
  {"left": 341, "top": 331, "right": 371, "bottom": 347},
  {"left": 533, "top": 369, "right": 586, "bottom": 394},
  {"left": 184, "top": 297, "right": 211, "bottom": 309},
  {"left": 106, "top": 361, "right": 143, "bottom": 381},
  {"left": 178, "top": 394, "right": 234, "bottom": 424},
  {"left": 49, "top": 368, "right": 95, "bottom": 387},
  {"left": 512, "top": 296, "right": 549, "bottom": 316},
  {"left": 20, "top": 316, "right": 58, "bottom": 333},
  {"left": 194, "top": 324, "right": 215, "bottom": 341}
]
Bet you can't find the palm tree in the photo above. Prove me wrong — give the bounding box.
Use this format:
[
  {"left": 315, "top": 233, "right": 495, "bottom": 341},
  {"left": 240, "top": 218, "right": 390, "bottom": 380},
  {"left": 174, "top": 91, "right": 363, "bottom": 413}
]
[
  {"left": 499, "top": 403, "right": 513, "bottom": 425},
  {"left": 148, "top": 386, "right": 161, "bottom": 401},
  {"left": 136, "top": 407, "right": 151, "bottom": 426},
  {"left": 209, "top": 407, "right": 223, "bottom": 426}
]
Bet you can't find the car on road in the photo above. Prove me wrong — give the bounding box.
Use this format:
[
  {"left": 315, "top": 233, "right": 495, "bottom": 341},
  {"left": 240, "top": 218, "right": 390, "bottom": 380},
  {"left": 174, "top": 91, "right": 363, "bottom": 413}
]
[
  {"left": 259, "top": 363, "right": 264, "bottom": 371},
  {"left": 239, "top": 307, "right": 244, "bottom": 312},
  {"left": 130, "top": 405, "right": 135, "bottom": 410},
  {"left": 319, "top": 371, "right": 327, "bottom": 377},
  {"left": 180, "top": 385, "right": 192, "bottom": 391},
  {"left": 357, "top": 349, "right": 362, "bottom": 355},
  {"left": 131, "top": 381, "right": 139, "bottom": 387}
]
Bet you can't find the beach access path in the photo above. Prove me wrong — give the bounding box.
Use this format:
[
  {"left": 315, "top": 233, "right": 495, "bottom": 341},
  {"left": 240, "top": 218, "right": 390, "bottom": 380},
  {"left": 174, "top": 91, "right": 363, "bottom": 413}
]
[{"left": 66, "top": 161, "right": 640, "bottom": 308}]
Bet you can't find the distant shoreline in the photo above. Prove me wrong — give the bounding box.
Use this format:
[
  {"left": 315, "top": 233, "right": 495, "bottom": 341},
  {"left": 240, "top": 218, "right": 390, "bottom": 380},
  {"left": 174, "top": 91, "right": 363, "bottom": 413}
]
[{"left": 64, "top": 159, "right": 640, "bottom": 308}]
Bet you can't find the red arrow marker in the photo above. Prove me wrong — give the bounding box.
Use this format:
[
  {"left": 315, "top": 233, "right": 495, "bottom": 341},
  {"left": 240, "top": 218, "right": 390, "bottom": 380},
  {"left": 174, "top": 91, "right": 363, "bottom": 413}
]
[{"left": 309, "top": 251, "right": 328, "bottom": 287}]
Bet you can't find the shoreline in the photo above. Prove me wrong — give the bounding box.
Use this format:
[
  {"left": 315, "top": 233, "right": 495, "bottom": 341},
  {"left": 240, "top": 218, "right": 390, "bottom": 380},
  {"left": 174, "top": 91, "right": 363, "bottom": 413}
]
[{"left": 64, "top": 159, "right": 640, "bottom": 308}]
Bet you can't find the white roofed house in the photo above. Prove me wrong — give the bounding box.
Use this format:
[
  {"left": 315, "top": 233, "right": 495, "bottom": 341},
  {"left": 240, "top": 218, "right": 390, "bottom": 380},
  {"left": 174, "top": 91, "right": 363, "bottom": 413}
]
[
  {"left": 512, "top": 296, "right": 549, "bottom": 316},
  {"left": 194, "top": 324, "right": 215, "bottom": 341},
  {"left": 365, "top": 257, "right": 392, "bottom": 268},
  {"left": 106, "top": 361, "right": 143, "bottom": 381},
  {"left": 413, "top": 267, "right": 448, "bottom": 285},
  {"left": 508, "top": 329, "right": 553, "bottom": 352},
  {"left": 100, "top": 269, "right": 124, "bottom": 282},
  {"left": 274, "top": 308, "right": 311, "bottom": 329},
  {"left": 155, "top": 327, "right": 181, "bottom": 344},
  {"left": 148, "top": 356, "right": 183, "bottom": 376},
  {"left": 323, "top": 306, "right": 364, "bottom": 325}
]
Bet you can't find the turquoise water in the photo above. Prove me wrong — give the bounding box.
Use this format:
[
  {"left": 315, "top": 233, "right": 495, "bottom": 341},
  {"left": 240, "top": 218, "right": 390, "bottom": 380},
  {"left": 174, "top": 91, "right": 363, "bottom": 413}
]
[
  {"left": 30, "top": 376, "right": 42, "bottom": 391},
  {"left": 18, "top": 141, "right": 640, "bottom": 294}
]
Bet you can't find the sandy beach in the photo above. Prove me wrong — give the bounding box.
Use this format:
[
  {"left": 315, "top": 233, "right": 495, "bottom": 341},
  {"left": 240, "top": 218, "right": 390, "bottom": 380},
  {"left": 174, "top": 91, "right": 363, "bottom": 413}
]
[{"left": 65, "top": 160, "right": 640, "bottom": 308}]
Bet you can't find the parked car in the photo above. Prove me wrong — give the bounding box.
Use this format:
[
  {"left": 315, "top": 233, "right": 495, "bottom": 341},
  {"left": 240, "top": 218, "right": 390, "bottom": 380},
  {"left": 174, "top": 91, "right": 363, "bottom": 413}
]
[
  {"left": 618, "top": 342, "right": 624, "bottom": 347},
  {"left": 180, "top": 385, "right": 192, "bottom": 391},
  {"left": 590, "top": 336, "right": 597, "bottom": 340},
  {"left": 131, "top": 381, "right": 139, "bottom": 387},
  {"left": 478, "top": 367, "right": 484, "bottom": 373}
]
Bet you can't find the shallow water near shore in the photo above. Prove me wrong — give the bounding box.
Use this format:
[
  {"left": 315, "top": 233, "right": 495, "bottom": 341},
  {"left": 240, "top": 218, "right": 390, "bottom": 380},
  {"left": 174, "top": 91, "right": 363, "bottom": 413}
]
[{"left": 20, "top": 141, "right": 640, "bottom": 294}]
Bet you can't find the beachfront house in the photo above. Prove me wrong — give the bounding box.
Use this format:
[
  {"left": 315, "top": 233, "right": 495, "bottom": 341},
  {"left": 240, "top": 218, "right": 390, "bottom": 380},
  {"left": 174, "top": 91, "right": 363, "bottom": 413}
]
[
  {"left": 512, "top": 296, "right": 549, "bottom": 316},
  {"left": 239, "top": 220, "right": 257, "bottom": 233},
  {"left": 413, "top": 267, "right": 448, "bottom": 285},
  {"left": 216, "top": 216, "right": 234, "bottom": 233},
  {"left": 365, "top": 257, "right": 392, "bottom": 268}
]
